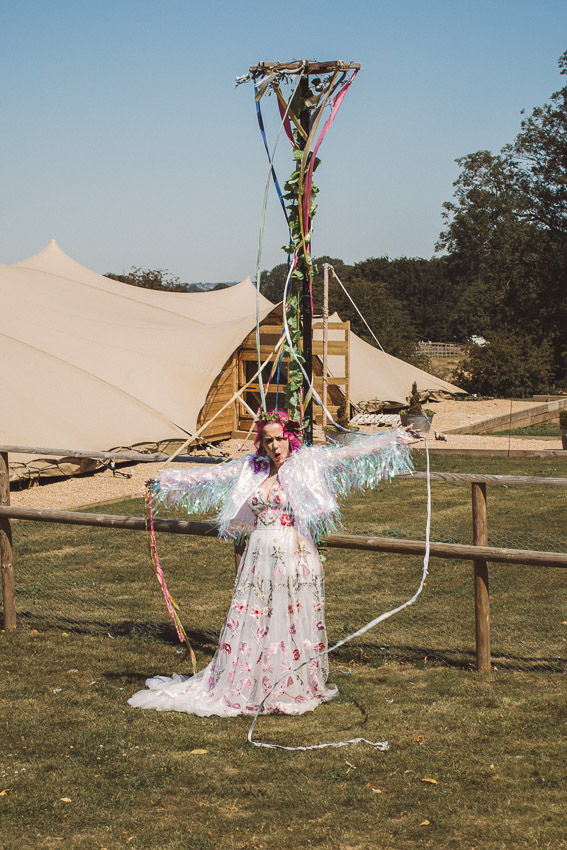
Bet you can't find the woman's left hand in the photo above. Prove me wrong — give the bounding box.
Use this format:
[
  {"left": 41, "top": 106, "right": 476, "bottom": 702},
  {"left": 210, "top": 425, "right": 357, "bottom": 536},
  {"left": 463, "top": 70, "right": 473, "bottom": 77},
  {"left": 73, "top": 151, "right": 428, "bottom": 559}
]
[{"left": 401, "top": 425, "right": 425, "bottom": 444}]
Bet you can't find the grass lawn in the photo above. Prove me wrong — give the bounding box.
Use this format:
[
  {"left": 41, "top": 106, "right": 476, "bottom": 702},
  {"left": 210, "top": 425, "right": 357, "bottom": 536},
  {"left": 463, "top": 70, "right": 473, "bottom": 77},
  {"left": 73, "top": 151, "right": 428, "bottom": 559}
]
[
  {"left": 489, "top": 423, "right": 560, "bottom": 437},
  {"left": 1, "top": 454, "right": 567, "bottom": 849}
]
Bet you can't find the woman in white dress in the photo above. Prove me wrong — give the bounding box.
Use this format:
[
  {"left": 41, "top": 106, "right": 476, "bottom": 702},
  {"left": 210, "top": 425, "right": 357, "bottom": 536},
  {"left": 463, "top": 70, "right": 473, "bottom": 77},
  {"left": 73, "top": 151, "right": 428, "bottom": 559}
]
[{"left": 128, "top": 412, "right": 415, "bottom": 717}]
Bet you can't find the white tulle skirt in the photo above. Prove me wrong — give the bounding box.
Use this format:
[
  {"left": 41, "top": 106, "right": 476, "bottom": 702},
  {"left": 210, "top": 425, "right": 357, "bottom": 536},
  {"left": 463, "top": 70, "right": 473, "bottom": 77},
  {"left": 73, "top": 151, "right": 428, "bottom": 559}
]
[{"left": 128, "top": 524, "right": 338, "bottom": 716}]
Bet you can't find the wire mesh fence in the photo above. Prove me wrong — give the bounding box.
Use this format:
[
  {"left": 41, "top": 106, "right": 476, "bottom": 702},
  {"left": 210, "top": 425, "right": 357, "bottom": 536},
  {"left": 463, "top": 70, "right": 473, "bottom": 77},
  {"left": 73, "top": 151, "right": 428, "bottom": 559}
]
[
  {"left": 7, "top": 476, "right": 567, "bottom": 677},
  {"left": 11, "top": 519, "right": 234, "bottom": 665},
  {"left": 325, "top": 476, "right": 567, "bottom": 674}
]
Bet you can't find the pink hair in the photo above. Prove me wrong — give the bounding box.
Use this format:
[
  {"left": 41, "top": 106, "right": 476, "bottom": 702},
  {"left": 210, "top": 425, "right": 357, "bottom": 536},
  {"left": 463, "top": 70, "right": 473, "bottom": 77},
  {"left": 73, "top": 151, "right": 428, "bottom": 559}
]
[{"left": 254, "top": 410, "right": 301, "bottom": 458}]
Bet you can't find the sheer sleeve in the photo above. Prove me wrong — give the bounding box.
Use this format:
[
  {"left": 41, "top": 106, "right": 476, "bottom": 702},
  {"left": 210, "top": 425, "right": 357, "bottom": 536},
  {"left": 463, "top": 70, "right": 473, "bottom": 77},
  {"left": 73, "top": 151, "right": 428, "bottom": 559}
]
[
  {"left": 279, "top": 429, "right": 414, "bottom": 541},
  {"left": 149, "top": 456, "right": 248, "bottom": 515},
  {"left": 319, "top": 428, "right": 414, "bottom": 499}
]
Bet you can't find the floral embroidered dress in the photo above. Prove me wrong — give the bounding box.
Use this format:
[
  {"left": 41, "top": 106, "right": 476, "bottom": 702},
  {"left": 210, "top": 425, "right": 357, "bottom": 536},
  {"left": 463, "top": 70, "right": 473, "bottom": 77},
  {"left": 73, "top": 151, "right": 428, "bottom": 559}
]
[
  {"left": 128, "top": 477, "right": 338, "bottom": 716},
  {"left": 128, "top": 429, "right": 414, "bottom": 717}
]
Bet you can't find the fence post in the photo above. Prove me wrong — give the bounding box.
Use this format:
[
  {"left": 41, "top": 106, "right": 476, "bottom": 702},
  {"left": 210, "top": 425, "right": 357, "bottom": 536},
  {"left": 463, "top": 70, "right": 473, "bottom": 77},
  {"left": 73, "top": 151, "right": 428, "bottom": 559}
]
[
  {"left": 0, "top": 452, "right": 16, "bottom": 630},
  {"left": 471, "top": 482, "right": 490, "bottom": 671},
  {"left": 234, "top": 538, "right": 246, "bottom": 575}
]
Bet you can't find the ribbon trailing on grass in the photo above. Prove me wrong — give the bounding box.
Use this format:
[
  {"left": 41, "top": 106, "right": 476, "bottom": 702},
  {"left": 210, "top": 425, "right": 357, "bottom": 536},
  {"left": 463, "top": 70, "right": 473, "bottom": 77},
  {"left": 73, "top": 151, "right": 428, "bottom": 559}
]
[
  {"left": 247, "top": 437, "right": 432, "bottom": 751},
  {"left": 144, "top": 488, "right": 197, "bottom": 675}
]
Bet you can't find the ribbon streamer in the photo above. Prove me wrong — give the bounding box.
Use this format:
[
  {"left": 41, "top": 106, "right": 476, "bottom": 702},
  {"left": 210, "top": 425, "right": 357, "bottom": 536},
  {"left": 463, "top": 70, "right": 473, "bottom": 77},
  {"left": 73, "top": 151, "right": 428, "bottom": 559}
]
[
  {"left": 144, "top": 488, "right": 197, "bottom": 674},
  {"left": 302, "top": 70, "right": 359, "bottom": 234},
  {"left": 253, "top": 70, "right": 305, "bottom": 409},
  {"left": 247, "top": 437, "right": 431, "bottom": 751},
  {"left": 159, "top": 335, "right": 285, "bottom": 470}
]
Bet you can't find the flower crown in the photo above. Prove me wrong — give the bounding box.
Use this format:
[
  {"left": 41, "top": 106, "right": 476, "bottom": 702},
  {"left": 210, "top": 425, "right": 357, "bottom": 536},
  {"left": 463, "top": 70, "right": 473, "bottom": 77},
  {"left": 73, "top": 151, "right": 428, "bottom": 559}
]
[{"left": 258, "top": 411, "right": 304, "bottom": 434}]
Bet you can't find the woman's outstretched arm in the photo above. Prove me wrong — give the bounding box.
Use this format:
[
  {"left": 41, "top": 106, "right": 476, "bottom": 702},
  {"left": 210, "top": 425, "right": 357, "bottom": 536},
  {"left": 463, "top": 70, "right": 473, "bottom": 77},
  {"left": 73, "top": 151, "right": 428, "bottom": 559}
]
[
  {"left": 318, "top": 427, "right": 418, "bottom": 499},
  {"left": 149, "top": 456, "right": 248, "bottom": 515}
]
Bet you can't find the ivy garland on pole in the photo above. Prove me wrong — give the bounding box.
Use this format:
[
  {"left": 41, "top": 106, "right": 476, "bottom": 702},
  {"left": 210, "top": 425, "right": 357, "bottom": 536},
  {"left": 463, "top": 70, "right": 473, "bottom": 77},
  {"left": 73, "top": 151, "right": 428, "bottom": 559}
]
[
  {"left": 241, "top": 61, "right": 360, "bottom": 431},
  {"left": 281, "top": 136, "right": 320, "bottom": 421}
]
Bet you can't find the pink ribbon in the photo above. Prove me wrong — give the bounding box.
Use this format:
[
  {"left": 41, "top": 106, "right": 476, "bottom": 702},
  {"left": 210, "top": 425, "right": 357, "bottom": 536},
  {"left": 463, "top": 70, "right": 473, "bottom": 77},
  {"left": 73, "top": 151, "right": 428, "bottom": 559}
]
[
  {"left": 148, "top": 489, "right": 184, "bottom": 643},
  {"left": 277, "top": 97, "right": 295, "bottom": 146},
  {"left": 302, "top": 70, "right": 359, "bottom": 230}
]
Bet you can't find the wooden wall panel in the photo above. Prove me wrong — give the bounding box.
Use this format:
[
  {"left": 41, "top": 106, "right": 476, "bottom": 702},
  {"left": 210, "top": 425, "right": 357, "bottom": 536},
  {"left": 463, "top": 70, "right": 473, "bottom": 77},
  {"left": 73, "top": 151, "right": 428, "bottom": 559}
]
[
  {"left": 198, "top": 354, "right": 237, "bottom": 441},
  {"left": 198, "top": 311, "right": 351, "bottom": 439}
]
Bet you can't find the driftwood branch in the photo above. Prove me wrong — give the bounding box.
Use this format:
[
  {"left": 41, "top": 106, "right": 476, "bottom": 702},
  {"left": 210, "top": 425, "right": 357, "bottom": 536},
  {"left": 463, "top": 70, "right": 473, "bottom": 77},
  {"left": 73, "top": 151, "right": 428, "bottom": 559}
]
[{"left": 249, "top": 61, "right": 361, "bottom": 74}]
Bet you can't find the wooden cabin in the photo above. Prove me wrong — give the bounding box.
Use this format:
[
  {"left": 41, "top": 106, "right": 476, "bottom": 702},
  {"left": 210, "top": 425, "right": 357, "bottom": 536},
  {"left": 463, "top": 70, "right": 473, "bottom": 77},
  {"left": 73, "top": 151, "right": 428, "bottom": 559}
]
[{"left": 197, "top": 306, "right": 350, "bottom": 440}]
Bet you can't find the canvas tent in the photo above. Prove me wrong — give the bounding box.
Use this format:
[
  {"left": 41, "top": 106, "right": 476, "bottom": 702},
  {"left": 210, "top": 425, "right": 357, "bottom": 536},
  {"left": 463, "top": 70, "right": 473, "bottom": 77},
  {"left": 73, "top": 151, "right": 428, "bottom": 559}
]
[
  {"left": 1, "top": 241, "right": 462, "bottom": 480},
  {"left": 314, "top": 312, "right": 463, "bottom": 408},
  {"left": 0, "top": 240, "right": 274, "bottom": 478}
]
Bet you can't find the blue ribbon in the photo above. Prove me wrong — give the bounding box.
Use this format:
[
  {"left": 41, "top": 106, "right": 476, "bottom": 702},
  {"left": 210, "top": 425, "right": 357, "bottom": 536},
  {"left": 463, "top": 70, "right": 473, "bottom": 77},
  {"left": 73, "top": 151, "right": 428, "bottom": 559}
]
[{"left": 253, "top": 76, "right": 289, "bottom": 226}]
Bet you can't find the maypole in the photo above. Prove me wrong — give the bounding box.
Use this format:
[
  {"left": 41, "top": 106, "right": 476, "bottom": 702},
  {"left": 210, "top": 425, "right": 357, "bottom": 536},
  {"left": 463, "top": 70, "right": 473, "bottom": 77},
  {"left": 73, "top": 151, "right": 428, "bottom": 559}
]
[{"left": 241, "top": 60, "right": 360, "bottom": 444}]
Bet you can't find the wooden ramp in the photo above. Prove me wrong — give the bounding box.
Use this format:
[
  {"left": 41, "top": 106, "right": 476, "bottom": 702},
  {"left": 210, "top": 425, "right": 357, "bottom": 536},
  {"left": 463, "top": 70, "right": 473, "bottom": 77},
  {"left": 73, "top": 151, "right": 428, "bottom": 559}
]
[{"left": 446, "top": 399, "right": 567, "bottom": 436}]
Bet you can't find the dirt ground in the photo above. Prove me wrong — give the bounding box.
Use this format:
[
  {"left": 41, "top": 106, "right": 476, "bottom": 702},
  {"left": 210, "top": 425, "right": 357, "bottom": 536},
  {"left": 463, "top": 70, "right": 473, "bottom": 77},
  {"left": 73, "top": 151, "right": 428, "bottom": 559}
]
[{"left": 8, "top": 399, "right": 563, "bottom": 511}]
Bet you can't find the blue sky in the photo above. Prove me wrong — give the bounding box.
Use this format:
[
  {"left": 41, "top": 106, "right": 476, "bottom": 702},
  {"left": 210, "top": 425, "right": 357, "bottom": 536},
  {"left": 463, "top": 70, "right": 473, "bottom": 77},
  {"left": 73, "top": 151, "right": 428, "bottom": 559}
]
[{"left": 1, "top": 0, "right": 565, "bottom": 282}]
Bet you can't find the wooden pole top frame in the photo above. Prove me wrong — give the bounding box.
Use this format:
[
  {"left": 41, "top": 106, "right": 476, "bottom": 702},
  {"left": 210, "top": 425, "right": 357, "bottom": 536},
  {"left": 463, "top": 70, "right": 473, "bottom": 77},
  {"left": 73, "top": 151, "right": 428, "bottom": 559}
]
[{"left": 249, "top": 61, "right": 361, "bottom": 74}]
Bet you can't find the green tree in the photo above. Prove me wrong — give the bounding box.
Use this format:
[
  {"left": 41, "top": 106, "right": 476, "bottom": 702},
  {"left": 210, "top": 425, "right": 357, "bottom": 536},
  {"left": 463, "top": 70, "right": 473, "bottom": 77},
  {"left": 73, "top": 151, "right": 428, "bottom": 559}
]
[
  {"left": 453, "top": 332, "right": 553, "bottom": 398},
  {"left": 438, "top": 50, "right": 567, "bottom": 384},
  {"left": 314, "top": 263, "right": 420, "bottom": 362},
  {"left": 257, "top": 262, "right": 293, "bottom": 305},
  {"left": 437, "top": 150, "right": 544, "bottom": 339},
  {"left": 344, "top": 255, "right": 459, "bottom": 341},
  {"left": 260, "top": 256, "right": 422, "bottom": 363},
  {"left": 513, "top": 50, "right": 567, "bottom": 236},
  {"left": 105, "top": 267, "right": 187, "bottom": 292}
]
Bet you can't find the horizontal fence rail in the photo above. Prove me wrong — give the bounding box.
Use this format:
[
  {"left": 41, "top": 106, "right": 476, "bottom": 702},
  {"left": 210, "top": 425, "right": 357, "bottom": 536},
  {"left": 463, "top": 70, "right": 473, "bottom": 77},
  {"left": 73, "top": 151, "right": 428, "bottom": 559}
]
[
  {"left": 4, "top": 442, "right": 567, "bottom": 484},
  {"left": 2, "top": 446, "right": 567, "bottom": 672},
  {"left": 1, "top": 506, "right": 566, "bottom": 569},
  {"left": 402, "top": 472, "right": 567, "bottom": 488},
  {"left": 3, "top": 446, "right": 567, "bottom": 477},
  {"left": 0, "top": 506, "right": 219, "bottom": 537},
  {"left": 0, "top": 445, "right": 222, "bottom": 464}
]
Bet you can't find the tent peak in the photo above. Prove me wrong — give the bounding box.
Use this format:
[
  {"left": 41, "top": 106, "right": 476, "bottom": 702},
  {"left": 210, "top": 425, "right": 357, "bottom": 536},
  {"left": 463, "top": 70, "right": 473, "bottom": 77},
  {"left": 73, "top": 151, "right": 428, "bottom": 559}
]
[
  {"left": 12, "top": 238, "right": 69, "bottom": 265},
  {"left": 10, "top": 240, "right": 96, "bottom": 278}
]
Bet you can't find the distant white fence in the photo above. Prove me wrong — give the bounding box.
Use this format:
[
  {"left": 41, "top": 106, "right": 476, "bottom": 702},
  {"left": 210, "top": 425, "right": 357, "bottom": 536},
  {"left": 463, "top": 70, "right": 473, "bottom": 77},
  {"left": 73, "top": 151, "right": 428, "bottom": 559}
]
[{"left": 417, "top": 341, "right": 465, "bottom": 358}]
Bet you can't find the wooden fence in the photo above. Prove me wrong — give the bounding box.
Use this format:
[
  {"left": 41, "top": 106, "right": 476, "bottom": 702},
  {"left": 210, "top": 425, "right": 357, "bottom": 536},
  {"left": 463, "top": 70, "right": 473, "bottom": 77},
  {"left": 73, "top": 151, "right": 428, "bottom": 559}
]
[
  {"left": 1, "top": 448, "right": 567, "bottom": 673},
  {"left": 416, "top": 341, "right": 465, "bottom": 358}
]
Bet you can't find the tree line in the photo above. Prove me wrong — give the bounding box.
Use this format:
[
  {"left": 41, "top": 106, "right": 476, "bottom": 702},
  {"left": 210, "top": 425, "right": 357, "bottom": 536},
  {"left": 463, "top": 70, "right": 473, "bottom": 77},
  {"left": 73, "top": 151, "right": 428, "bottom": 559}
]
[
  {"left": 262, "top": 51, "right": 567, "bottom": 396},
  {"left": 107, "top": 51, "right": 567, "bottom": 397},
  {"left": 104, "top": 268, "right": 231, "bottom": 292}
]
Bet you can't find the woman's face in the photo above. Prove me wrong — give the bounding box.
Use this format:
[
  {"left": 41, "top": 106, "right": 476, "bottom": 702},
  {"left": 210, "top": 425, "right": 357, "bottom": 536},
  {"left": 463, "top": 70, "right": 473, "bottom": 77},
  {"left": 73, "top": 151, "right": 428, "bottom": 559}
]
[{"left": 261, "top": 422, "right": 290, "bottom": 470}]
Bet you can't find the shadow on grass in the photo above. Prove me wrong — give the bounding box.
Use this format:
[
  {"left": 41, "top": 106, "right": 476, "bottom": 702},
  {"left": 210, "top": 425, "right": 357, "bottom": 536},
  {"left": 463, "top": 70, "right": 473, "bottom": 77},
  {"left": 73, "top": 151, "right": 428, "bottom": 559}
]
[
  {"left": 331, "top": 641, "right": 566, "bottom": 673},
  {"left": 18, "top": 610, "right": 565, "bottom": 674},
  {"left": 17, "top": 610, "right": 219, "bottom": 653}
]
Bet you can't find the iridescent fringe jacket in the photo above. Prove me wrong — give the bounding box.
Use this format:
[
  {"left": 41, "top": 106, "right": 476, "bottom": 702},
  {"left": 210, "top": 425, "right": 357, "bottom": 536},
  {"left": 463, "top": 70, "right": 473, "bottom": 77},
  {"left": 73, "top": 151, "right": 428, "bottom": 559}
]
[{"left": 150, "top": 429, "right": 414, "bottom": 542}]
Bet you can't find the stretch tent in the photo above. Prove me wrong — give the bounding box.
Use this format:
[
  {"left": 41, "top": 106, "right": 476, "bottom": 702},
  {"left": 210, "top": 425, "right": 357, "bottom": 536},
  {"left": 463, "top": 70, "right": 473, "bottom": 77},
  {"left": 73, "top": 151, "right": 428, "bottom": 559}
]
[
  {"left": 1, "top": 241, "right": 462, "bottom": 479},
  {"left": 0, "top": 240, "right": 274, "bottom": 477},
  {"left": 314, "top": 312, "right": 463, "bottom": 407}
]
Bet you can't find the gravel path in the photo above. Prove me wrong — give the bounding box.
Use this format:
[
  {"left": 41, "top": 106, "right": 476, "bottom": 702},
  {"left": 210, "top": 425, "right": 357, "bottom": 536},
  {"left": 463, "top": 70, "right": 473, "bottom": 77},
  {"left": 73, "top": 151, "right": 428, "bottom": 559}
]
[{"left": 9, "top": 400, "right": 563, "bottom": 511}]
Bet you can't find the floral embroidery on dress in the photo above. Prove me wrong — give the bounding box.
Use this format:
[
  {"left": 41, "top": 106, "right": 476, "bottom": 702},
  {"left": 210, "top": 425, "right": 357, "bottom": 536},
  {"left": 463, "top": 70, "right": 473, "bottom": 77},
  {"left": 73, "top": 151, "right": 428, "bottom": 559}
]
[
  {"left": 128, "top": 470, "right": 337, "bottom": 716},
  {"left": 252, "top": 480, "right": 295, "bottom": 528}
]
